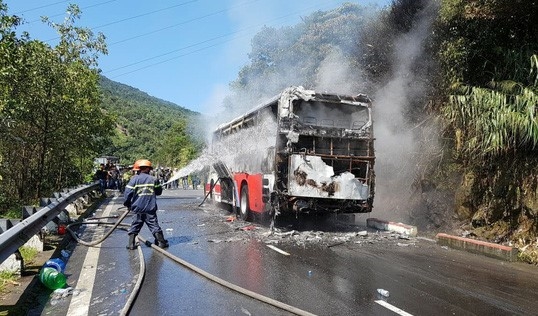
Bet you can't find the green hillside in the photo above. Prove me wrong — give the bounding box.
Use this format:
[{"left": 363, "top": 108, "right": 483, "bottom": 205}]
[{"left": 98, "top": 76, "right": 205, "bottom": 167}]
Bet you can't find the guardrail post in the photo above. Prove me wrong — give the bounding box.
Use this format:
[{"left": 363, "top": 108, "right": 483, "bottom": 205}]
[
  {"left": 39, "top": 197, "right": 52, "bottom": 207},
  {"left": 0, "top": 219, "right": 21, "bottom": 234},
  {"left": 0, "top": 183, "right": 100, "bottom": 274},
  {"left": 22, "top": 206, "right": 37, "bottom": 219},
  {"left": 0, "top": 219, "right": 25, "bottom": 275},
  {"left": 41, "top": 195, "right": 72, "bottom": 234}
]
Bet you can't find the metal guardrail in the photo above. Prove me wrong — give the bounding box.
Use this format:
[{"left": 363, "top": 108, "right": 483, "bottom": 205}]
[{"left": 0, "top": 182, "right": 99, "bottom": 264}]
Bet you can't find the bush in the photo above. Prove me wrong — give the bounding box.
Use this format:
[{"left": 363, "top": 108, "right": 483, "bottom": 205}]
[{"left": 518, "top": 245, "right": 538, "bottom": 265}]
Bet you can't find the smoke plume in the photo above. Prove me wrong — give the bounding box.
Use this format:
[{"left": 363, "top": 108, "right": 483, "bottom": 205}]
[
  {"left": 173, "top": 2, "right": 441, "bottom": 227},
  {"left": 371, "top": 1, "right": 440, "bottom": 222}
]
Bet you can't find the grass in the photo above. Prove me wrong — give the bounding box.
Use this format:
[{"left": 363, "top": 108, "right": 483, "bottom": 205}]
[
  {"left": 0, "top": 208, "right": 22, "bottom": 219},
  {"left": 19, "top": 246, "right": 38, "bottom": 265},
  {"left": 0, "top": 246, "right": 39, "bottom": 293},
  {"left": 0, "top": 270, "right": 17, "bottom": 293}
]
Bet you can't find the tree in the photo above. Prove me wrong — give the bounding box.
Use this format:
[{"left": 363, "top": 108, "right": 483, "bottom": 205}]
[
  {"left": 155, "top": 119, "right": 199, "bottom": 168},
  {"left": 436, "top": 0, "right": 538, "bottom": 246},
  {"left": 0, "top": 2, "right": 113, "bottom": 207},
  {"left": 227, "top": 3, "right": 372, "bottom": 118}
]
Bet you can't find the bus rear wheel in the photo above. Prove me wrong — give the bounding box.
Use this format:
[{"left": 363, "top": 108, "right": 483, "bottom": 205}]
[{"left": 239, "top": 184, "right": 251, "bottom": 221}]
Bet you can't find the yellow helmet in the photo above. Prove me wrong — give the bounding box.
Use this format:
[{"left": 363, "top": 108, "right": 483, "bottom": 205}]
[{"left": 135, "top": 159, "right": 152, "bottom": 169}]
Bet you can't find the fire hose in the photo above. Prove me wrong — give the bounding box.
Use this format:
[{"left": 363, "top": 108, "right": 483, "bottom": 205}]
[
  {"left": 66, "top": 207, "right": 143, "bottom": 315},
  {"left": 66, "top": 202, "right": 317, "bottom": 316}
]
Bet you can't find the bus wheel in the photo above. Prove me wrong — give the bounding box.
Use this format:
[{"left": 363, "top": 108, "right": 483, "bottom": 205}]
[{"left": 239, "top": 184, "right": 250, "bottom": 221}]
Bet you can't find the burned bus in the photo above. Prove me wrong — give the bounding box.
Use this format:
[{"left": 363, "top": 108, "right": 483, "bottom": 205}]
[{"left": 205, "top": 86, "right": 375, "bottom": 222}]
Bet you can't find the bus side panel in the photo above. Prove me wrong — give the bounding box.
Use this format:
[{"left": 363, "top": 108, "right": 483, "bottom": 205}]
[{"left": 234, "top": 173, "right": 265, "bottom": 213}]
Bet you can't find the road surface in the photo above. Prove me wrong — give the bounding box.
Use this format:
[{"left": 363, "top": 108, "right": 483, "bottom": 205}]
[{"left": 17, "top": 188, "right": 538, "bottom": 315}]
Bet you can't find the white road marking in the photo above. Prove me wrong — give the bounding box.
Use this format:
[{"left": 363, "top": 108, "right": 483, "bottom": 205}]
[
  {"left": 375, "top": 300, "right": 414, "bottom": 316},
  {"left": 266, "top": 244, "right": 290, "bottom": 256},
  {"left": 66, "top": 199, "right": 116, "bottom": 316}
]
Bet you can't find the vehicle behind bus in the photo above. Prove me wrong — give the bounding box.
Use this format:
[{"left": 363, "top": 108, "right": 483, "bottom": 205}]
[{"left": 205, "top": 86, "right": 375, "bottom": 222}]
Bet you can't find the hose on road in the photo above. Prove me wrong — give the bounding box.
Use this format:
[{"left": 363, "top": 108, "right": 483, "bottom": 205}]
[
  {"left": 66, "top": 204, "right": 145, "bottom": 316},
  {"left": 69, "top": 197, "right": 316, "bottom": 316},
  {"left": 137, "top": 235, "right": 317, "bottom": 316},
  {"left": 66, "top": 207, "right": 130, "bottom": 247},
  {"left": 120, "top": 244, "right": 145, "bottom": 316}
]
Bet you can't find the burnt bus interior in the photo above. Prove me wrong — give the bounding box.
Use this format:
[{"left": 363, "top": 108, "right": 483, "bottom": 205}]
[
  {"left": 212, "top": 96, "right": 279, "bottom": 138},
  {"left": 275, "top": 94, "right": 375, "bottom": 213},
  {"left": 289, "top": 99, "right": 372, "bottom": 181}
]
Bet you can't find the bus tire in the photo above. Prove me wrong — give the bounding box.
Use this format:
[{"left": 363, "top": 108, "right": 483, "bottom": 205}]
[{"left": 239, "top": 184, "right": 250, "bottom": 221}]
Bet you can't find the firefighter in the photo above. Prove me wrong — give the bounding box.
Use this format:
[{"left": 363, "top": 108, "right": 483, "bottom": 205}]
[{"left": 123, "top": 159, "right": 169, "bottom": 249}]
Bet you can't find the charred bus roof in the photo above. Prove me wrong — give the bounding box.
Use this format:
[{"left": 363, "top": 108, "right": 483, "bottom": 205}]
[{"left": 214, "top": 86, "right": 371, "bottom": 137}]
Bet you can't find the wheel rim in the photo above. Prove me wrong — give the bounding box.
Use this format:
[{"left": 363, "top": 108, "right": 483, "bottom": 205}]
[
  {"left": 240, "top": 192, "right": 247, "bottom": 217},
  {"left": 240, "top": 185, "right": 249, "bottom": 219}
]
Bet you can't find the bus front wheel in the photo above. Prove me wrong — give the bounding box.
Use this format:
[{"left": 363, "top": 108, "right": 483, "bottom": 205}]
[{"left": 239, "top": 184, "right": 251, "bottom": 221}]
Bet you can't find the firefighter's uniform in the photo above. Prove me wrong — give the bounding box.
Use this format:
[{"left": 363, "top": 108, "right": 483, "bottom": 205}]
[{"left": 124, "top": 159, "right": 169, "bottom": 249}]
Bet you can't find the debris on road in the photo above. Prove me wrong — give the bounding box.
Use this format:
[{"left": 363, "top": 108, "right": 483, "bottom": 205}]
[
  {"left": 266, "top": 245, "right": 290, "bottom": 256},
  {"left": 197, "top": 206, "right": 423, "bottom": 249},
  {"left": 239, "top": 225, "right": 256, "bottom": 231},
  {"left": 377, "top": 288, "right": 390, "bottom": 297}
]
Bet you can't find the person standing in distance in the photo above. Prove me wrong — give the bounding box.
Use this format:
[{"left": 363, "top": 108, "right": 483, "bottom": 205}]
[
  {"left": 94, "top": 163, "right": 108, "bottom": 196},
  {"left": 123, "top": 159, "right": 169, "bottom": 249}
]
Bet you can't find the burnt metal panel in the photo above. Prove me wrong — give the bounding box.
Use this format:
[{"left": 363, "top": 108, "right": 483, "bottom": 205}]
[{"left": 212, "top": 161, "right": 234, "bottom": 180}]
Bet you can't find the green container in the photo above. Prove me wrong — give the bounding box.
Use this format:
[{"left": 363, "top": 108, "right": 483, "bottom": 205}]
[{"left": 39, "top": 267, "right": 66, "bottom": 290}]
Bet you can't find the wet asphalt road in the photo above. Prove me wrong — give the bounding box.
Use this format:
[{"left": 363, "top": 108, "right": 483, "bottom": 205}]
[{"left": 39, "top": 188, "right": 538, "bottom": 316}]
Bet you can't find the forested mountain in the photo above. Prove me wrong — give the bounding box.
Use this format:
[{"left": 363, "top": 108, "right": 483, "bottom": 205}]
[{"left": 98, "top": 76, "right": 205, "bottom": 167}]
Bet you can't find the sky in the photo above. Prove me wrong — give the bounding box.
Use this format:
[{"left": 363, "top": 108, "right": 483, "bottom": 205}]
[{"left": 5, "top": 0, "right": 391, "bottom": 115}]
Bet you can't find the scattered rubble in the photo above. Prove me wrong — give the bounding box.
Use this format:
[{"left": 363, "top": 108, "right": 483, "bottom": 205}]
[
  {"left": 193, "top": 201, "right": 426, "bottom": 252},
  {"left": 199, "top": 210, "right": 421, "bottom": 249}
]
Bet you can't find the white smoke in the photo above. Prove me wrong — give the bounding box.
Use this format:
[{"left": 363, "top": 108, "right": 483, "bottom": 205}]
[
  {"left": 211, "top": 113, "right": 277, "bottom": 173},
  {"left": 372, "top": 1, "right": 439, "bottom": 222},
  {"left": 315, "top": 48, "right": 366, "bottom": 94},
  {"left": 199, "top": 84, "right": 230, "bottom": 116},
  {"left": 167, "top": 113, "right": 277, "bottom": 183}
]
